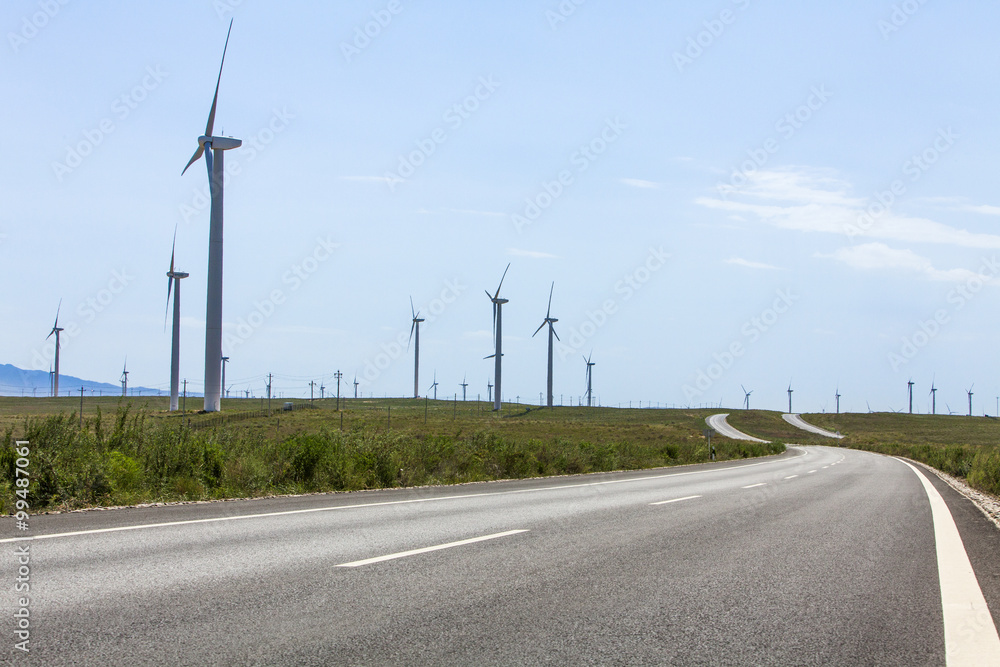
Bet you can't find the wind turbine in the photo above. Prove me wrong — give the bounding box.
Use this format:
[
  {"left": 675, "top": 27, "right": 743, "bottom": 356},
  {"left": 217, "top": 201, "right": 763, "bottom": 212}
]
[
  {"left": 907, "top": 379, "right": 914, "bottom": 414},
  {"left": 120, "top": 358, "right": 129, "bottom": 397},
  {"left": 930, "top": 377, "right": 937, "bottom": 415},
  {"left": 787, "top": 383, "right": 793, "bottom": 414},
  {"left": 353, "top": 375, "right": 359, "bottom": 399},
  {"left": 532, "top": 281, "right": 560, "bottom": 408},
  {"left": 584, "top": 352, "right": 596, "bottom": 407},
  {"left": 485, "top": 264, "right": 510, "bottom": 412},
  {"left": 46, "top": 300, "right": 64, "bottom": 397},
  {"left": 835, "top": 387, "right": 841, "bottom": 414},
  {"left": 460, "top": 375, "right": 468, "bottom": 401},
  {"left": 428, "top": 372, "right": 439, "bottom": 401},
  {"left": 968, "top": 384, "right": 974, "bottom": 416},
  {"left": 741, "top": 384, "right": 753, "bottom": 410},
  {"left": 181, "top": 19, "right": 242, "bottom": 413},
  {"left": 408, "top": 296, "right": 424, "bottom": 399},
  {"left": 165, "top": 228, "right": 190, "bottom": 411},
  {"left": 487, "top": 378, "right": 493, "bottom": 403}
]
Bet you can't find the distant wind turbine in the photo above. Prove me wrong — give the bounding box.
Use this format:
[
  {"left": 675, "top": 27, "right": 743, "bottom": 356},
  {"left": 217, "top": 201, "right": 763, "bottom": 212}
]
[
  {"left": 353, "top": 374, "right": 359, "bottom": 399},
  {"left": 929, "top": 377, "right": 937, "bottom": 415},
  {"left": 46, "top": 300, "right": 64, "bottom": 398},
  {"left": 460, "top": 376, "right": 468, "bottom": 401},
  {"left": 181, "top": 19, "right": 241, "bottom": 413},
  {"left": 835, "top": 386, "right": 841, "bottom": 414},
  {"left": 165, "top": 228, "right": 189, "bottom": 412},
  {"left": 584, "top": 352, "right": 596, "bottom": 407},
  {"left": 968, "top": 384, "right": 974, "bottom": 416},
  {"left": 907, "top": 379, "right": 914, "bottom": 414},
  {"left": 428, "top": 372, "right": 439, "bottom": 401},
  {"left": 787, "top": 382, "right": 793, "bottom": 414},
  {"left": 741, "top": 384, "right": 753, "bottom": 410},
  {"left": 485, "top": 264, "right": 510, "bottom": 412},
  {"left": 408, "top": 296, "right": 424, "bottom": 399},
  {"left": 120, "top": 358, "right": 129, "bottom": 397},
  {"left": 532, "top": 281, "right": 560, "bottom": 408}
]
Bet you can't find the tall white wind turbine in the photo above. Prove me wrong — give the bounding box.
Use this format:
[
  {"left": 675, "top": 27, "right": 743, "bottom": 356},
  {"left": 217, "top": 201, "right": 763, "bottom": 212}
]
[
  {"left": 485, "top": 264, "right": 510, "bottom": 412},
  {"left": 584, "top": 352, "right": 595, "bottom": 407},
  {"left": 532, "top": 282, "right": 559, "bottom": 408},
  {"left": 165, "top": 228, "right": 189, "bottom": 411},
  {"left": 181, "top": 19, "right": 241, "bottom": 413},
  {"left": 408, "top": 296, "right": 424, "bottom": 399},
  {"left": 46, "top": 300, "right": 64, "bottom": 397}
]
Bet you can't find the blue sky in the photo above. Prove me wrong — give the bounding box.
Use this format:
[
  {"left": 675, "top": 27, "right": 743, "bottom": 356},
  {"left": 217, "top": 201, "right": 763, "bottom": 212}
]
[{"left": 4, "top": 1, "right": 1000, "bottom": 413}]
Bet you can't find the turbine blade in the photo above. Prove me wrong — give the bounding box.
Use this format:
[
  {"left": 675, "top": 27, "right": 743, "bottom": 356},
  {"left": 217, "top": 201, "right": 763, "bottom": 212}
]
[
  {"left": 165, "top": 277, "right": 173, "bottom": 333},
  {"left": 552, "top": 325, "right": 560, "bottom": 342},
  {"left": 484, "top": 354, "right": 495, "bottom": 360},
  {"left": 532, "top": 321, "right": 546, "bottom": 337},
  {"left": 181, "top": 144, "right": 204, "bottom": 176},
  {"left": 546, "top": 281, "right": 554, "bottom": 318},
  {"left": 205, "top": 19, "right": 234, "bottom": 138},
  {"left": 408, "top": 320, "right": 416, "bottom": 350},
  {"left": 410, "top": 295, "right": 416, "bottom": 320},
  {"left": 494, "top": 263, "right": 510, "bottom": 299}
]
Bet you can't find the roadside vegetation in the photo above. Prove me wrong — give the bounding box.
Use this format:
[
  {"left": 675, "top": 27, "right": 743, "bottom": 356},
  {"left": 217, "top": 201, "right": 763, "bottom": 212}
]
[{"left": 0, "top": 398, "right": 782, "bottom": 513}]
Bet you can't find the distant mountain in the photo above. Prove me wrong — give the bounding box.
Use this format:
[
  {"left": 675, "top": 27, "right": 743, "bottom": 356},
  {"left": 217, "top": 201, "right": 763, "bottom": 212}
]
[{"left": 0, "top": 363, "right": 166, "bottom": 397}]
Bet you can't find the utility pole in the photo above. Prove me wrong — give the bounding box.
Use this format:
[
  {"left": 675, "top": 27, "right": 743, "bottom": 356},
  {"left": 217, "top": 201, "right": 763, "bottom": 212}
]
[
  {"left": 334, "top": 370, "right": 343, "bottom": 411},
  {"left": 267, "top": 373, "right": 272, "bottom": 416}
]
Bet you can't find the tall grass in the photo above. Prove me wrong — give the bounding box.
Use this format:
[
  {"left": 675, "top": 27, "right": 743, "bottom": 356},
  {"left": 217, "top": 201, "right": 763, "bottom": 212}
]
[{"left": 1, "top": 404, "right": 783, "bottom": 512}]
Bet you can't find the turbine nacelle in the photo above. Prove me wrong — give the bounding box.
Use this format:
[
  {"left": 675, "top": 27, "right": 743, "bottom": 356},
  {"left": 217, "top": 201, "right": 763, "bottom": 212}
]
[{"left": 199, "top": 135, "right": 242, "bottom": 151}]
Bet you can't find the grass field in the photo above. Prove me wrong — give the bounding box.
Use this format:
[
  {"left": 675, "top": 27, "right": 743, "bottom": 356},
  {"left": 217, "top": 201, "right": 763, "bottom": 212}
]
[
  {"left": 0, "top": 397, "right": 781, "bottom": 513},
  {"left": 3, "top": 397, "right": 998, "bottom": 513}
]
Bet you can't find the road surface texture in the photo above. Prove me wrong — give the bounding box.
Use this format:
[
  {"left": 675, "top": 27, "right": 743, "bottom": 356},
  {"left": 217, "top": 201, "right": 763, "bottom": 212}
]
[
  {"left": 4, "top": 446, "right": 1000, "bottom": 666},
  {"left": 783, "top": 413, "right": 845, "bottom": 439},
  {"left": 705, "top": 413, "right": 770, "bottom": 443}
]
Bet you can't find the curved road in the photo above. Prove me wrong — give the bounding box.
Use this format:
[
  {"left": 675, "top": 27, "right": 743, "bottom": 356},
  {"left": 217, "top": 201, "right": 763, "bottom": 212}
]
[
  {"left": 706, "top": 412, "right": 771, "bottom": 443},
  {"left": 783, "top": 413, "right": 845, "bottom": 439},
  {"left": 5, "top": 447, "right": 1000, "bottom": 665}
]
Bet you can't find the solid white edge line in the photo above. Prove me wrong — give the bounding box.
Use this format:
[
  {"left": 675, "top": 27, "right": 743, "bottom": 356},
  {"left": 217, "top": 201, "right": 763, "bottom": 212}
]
[
  {"left": 649, "top": 495, "right": 702, "bottom": 506},
  {"left": 336, "top": 529, "right": 529, "bottom": 567},
  {"left": 741, "top": 483, "right": 766, "bottom": 489},
  {"left": 1, "top": 449, "right": 807, "bottom": 544},
  {"left": 896, "top": 458, "right": 1000, "bottom": 665}
]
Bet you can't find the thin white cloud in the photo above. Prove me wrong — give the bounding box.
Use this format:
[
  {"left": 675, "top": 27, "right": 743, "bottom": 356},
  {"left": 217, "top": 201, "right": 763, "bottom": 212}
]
[
  {"left": 619, "top": 178, "right": 661, "bottom": 189},
  {"left": 963, "top": 204, "right": 1000, "bottom": 216},
  {"left": 697, "top": 167, "right": 1000, "bottom": 249},
  {"left": 818, "top": 243, "right": 981, "bottom": 283},
  {"left": 724, "top": 257, "right": 782, "bottom": 270},
  {"left": 507, "top": 248, "right": 557, "bottom": 259}
]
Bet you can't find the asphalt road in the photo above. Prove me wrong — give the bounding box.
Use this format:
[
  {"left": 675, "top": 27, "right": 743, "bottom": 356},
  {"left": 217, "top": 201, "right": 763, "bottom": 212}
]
[
  {"left": 5, "top": 446, "right": 1000, "bottom": 666},
  {"left": 705, "top": 413, "right": 770, "bottom": 443},
  {"left": 782, "top": 413, "right": 844, "bottom": 439}
]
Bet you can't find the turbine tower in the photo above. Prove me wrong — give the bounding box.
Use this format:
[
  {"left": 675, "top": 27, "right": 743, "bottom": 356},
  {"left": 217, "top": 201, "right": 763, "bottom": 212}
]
[
  {"left": 353, "top": 375, "right": 359, "bottom": 399},
  {"left": 428, "top": 372, "right": 439, "bottom": 401},
  {"left": 460, "top": 376, "right": 468, "bottom": 401},
  {"left": 408, "top": 296, "right": 424, "bottom": 399},
  {"left": 968, "top": 384, "right": 974, "bottom": 416},
  {"left": 46, "top": 300, "right": 64, "bottom": 397},
  {"left": 532, "top": 281, "right": 560, "bottom": 408},
  {"left": 835, "top": 387, "right": 841, "bottom": 414},
  {"left": 120, "top": 358, "right": 129, "bottom": 397},
  {"left": 930, "top": 379, "right": 937, "bottom": 415},
  {"left": 907, "top": 379, "right": 914, "bottom": 414},
  {"left": 787, "top": 383, "right": 793, "bottom": 413},
  {"left": 485, "top": 264, "right": 510, "bottom": 411},
  {"left": 584, "top": 352, "right": 595, "bottom": 407},
  {"left": 165, "top": 229, "right": 190, "bottom": 411},
  {"left": 181, "top": 19, "right": 241, "bottom": 413},
  {"left": 741, "top": 384, "right": 752, "bottom": 410}
]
